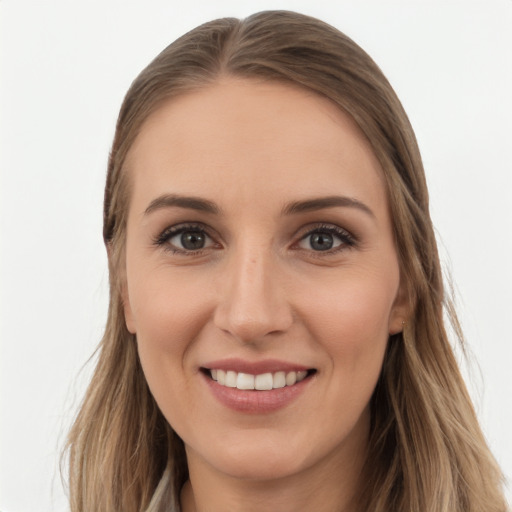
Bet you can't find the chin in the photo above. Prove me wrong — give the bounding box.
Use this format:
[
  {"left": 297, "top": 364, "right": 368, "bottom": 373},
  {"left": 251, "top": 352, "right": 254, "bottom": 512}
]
[
  {"left": 217, "top": 452, "right": 307, "bottom": 482},
  {"left": 189, "top": 432, "right": 316, "bottom": 482}
]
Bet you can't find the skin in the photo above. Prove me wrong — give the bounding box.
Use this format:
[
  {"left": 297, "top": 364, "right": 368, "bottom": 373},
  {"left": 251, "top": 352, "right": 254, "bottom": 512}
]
[{"left": 122, "top": 78, "right": 408, "bottom": 512}]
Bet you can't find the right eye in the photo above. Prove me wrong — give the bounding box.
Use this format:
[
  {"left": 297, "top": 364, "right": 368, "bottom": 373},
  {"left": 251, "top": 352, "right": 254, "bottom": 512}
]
[
  {"left": 154, "top": 224, "right": 217, "bottom": 254},
  {"left": 171, "top": 229, "right": 212, "bottom": 251}
]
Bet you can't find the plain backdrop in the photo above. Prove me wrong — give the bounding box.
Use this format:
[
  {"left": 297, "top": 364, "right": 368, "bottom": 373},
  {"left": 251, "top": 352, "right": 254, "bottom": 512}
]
[{"left": 1, "top": 1, "right": 511, "bottom": 510}]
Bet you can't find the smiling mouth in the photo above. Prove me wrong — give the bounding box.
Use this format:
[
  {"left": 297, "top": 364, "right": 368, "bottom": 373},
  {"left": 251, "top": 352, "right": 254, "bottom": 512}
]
[{"left": 202, "top": 368, "right": 317, "bottom": 391}]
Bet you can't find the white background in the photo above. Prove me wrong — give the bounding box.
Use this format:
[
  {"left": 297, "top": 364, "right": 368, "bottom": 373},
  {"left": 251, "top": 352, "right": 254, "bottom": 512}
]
[{"left": 1, "top": 1, "right": 511, "bottom": 510}]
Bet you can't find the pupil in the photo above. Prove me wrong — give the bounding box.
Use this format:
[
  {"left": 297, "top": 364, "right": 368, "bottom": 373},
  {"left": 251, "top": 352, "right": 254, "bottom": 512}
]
[
  {"left": 310, "top": 233, "right": 333, "bottom": 251},
  {"left": 181, "top": 231, "right": 205, "bottom": 250}
]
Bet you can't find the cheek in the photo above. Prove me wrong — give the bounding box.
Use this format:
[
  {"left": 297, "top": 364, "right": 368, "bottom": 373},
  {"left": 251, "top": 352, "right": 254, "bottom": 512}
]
[
  {"left": 128, "top": 264, "right": 211, "bottom": 345},
  {"left": 126, "top": 268, "right": 213, "bottom": 402},
  {"left": 299, "top": 267, "right": 397, "bottom": 385},
  {"left": 304, "top": 269, "right": 396, "bottom": 335}
]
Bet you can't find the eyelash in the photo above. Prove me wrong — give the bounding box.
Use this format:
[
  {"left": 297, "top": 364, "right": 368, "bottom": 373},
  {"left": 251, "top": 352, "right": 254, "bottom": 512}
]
[
  {"left": 153, "top": 222, "right": 357, "bottom": 255},
  {"left": 297, "top": 224, "right": 356, "bottom": 254},
  {"left": 153, "top": 223, "right": 216, "bottom": 255}
]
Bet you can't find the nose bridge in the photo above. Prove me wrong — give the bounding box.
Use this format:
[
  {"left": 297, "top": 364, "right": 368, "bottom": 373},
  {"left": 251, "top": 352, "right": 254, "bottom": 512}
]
[{"left": 214, "top": 241, "right": 292, "bottom": 342}]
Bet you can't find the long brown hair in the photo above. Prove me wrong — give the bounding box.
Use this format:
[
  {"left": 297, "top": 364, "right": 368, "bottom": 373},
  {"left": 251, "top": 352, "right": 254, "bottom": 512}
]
[{"left": 65, "top": 11, "right": 508, "bottom": 512}]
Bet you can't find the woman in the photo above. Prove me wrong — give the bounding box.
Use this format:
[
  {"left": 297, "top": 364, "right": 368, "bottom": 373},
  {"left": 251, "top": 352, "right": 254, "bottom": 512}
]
[{"left": 65, "top": 10, "right": 508, "bottom": 512}]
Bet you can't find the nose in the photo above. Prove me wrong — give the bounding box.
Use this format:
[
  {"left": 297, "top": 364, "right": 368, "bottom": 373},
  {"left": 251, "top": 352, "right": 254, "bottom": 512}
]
[{"left": 213, "top": 246, "right": 293, "bottom": 344}]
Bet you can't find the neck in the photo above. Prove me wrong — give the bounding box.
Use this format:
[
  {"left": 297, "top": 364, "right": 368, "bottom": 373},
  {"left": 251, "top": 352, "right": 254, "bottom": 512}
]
[{"left": 181, "top": 473, "right": 360, "bottom": 512}]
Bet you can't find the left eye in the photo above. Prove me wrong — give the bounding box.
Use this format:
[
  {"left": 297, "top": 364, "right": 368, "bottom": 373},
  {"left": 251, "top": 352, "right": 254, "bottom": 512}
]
[
  {"left": 297, "top": 229, "right": 348, "bottom": 252},
  {"left": 168, "top": 229, "right": 214, "bottom": 251}
]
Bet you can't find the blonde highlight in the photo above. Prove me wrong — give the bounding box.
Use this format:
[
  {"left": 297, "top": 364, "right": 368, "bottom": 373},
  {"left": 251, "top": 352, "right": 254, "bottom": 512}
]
[{"left": 65, "top": 10, "right": 508, "bottom": 511}]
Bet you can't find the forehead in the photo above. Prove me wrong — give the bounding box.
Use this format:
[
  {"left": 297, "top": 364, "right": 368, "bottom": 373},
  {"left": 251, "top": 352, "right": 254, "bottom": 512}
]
[{"left": 125, "top": 78, "right": 387, "bottom": 217}]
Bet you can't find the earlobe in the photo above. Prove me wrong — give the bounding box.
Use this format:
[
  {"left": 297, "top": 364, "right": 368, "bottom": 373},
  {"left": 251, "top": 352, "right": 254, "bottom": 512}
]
[
  {"left": 388, "top": 281, "right": 411, "bottom": 335},
  {"left": 389, "top": 318, "right": 406, "bottom": 336},
  {"left": 388, "top": 316, "right": 405, "bottom": 336}
]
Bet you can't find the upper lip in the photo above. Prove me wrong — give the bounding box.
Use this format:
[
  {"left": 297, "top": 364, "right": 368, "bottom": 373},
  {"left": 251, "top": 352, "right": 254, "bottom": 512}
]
[{"left": 201, "top": 358, "right": 313, "bottom": 375}]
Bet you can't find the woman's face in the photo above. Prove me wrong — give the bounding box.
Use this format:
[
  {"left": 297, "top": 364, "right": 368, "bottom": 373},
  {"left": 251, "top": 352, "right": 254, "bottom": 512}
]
[{"left": 122, "top": 79, "right": 407, "bottom": 482}]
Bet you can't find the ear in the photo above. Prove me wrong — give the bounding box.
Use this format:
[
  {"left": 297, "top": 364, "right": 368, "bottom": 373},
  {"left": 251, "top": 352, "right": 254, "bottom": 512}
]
[
  {"left": 388, "top": 278, "right": 411, "bottom": 335},
  {"left": 122, "top": 283, "right": 137, "bottom": 334},
  {"left": 107, "top": 241, "right": 137, "bottom": 334}
]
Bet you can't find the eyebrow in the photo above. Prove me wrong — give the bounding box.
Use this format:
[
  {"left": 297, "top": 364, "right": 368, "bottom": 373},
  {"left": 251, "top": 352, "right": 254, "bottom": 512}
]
[
  {"left": 282, "top": 196, "right": 375, "bottom": 218},
  {"left": 144, "top": 194, "right": 221, "bottom": 216},
  {"left": 143, "top": 193, "right": 374, "bottom": 218}
]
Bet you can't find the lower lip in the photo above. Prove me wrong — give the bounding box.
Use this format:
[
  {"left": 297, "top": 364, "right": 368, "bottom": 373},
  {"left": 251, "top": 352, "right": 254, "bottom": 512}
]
[{"left": 202, "top": 372, "right": 313, "bottom": 414}]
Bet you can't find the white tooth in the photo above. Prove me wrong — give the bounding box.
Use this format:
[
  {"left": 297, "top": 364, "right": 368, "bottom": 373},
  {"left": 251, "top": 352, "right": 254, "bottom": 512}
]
[
  {"left": 296, "top": 370, "right": 308, "bottom": 382},
  {"left": 217, "top": 369, "right": 226, "bottom": 385},
  {"left": 285, "top": 371, "right": 297, "bottom": 386},
  {"left": 211, "top": 369, "right": 218, "bottom": 381},
  {"left": 272, "top": 371, "right": 286, "bottom": 389},
  {"left": 255, "top": 372, "right": 273, "bottom": 390},
  {"left": 225, "top": 371, "right": 237, "bottom": 387},
  {"left": 236, "top": 372, "right": 255, "bottom": 390}
]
